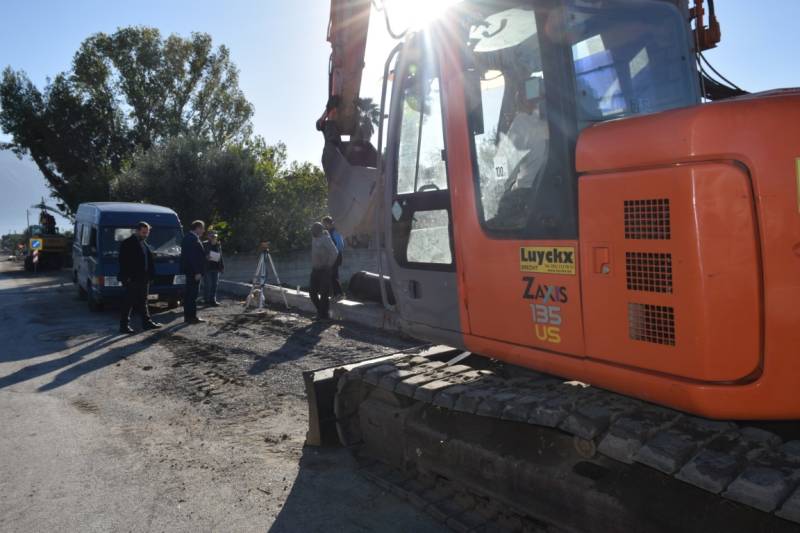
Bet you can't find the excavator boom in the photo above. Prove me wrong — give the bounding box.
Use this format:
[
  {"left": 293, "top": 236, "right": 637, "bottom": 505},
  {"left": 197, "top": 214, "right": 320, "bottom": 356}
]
[{"left": 319, "top": 0, "right": 372, "bottom": 136}]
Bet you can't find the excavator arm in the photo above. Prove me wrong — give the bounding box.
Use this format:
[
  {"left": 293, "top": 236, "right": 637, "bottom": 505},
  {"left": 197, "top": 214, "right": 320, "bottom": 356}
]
[{"left": 317, "top": 0, "right": 373, "bottom": 136}]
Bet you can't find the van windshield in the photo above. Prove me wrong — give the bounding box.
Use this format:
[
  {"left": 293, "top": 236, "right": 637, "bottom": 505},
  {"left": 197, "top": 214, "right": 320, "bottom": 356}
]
[{"left": 101, "top": 227, "right": 183, "bottom": 258}]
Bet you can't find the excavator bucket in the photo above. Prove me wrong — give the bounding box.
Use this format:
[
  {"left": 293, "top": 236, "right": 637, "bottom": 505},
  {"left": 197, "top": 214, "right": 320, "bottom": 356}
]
[
  {"left": 303, "top": 350, "right": 416, "bottom": 447},
  {"left": 321, "top": 138, "right": 379, "bottom": 238}
]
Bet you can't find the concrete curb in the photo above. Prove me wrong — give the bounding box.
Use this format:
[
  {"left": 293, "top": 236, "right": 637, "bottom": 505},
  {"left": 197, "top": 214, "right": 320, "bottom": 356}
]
[{"left": 218, "top": 279, "right": 400, "bottom": 332}]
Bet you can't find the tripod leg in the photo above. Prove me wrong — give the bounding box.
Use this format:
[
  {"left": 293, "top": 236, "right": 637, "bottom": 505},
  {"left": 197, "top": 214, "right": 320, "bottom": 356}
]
[{"left": 267, "top": 253, "right": 290, "bottom": 310}]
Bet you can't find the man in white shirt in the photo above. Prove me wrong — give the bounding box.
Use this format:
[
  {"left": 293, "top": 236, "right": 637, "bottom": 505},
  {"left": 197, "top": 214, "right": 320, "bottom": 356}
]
[
  {"left": 497, "top": 89, "right": 549, "bottom": 192},
  {"left": 309, "top": 222, "right": 339, "bottom": 320}
]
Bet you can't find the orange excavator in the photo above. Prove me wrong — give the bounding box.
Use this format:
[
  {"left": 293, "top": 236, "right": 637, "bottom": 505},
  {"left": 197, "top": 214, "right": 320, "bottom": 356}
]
[{"left": 309, "top": 1, "right": 800, "bottom": 530}]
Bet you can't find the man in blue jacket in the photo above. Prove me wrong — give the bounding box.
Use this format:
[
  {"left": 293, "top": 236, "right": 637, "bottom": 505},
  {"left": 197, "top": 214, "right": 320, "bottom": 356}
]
[
  {"left": 180, "top": 220, "right": 207, "bottom": 324},
  {"left": 322, "top": 216, "right": 345, "bottom": 299}
]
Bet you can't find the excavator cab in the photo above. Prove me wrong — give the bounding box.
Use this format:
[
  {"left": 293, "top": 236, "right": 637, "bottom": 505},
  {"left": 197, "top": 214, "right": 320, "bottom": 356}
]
[{"left": 378, "top": 0, "right": 702, "bottom": 342}]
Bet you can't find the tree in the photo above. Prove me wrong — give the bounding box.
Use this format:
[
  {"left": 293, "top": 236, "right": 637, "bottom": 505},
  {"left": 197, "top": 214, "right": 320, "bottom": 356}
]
[
  {"left": 1, "top": 232, "right": 25, "bottom": 252},
  {"left": 112, "top": 135, "right": 328, "bottom": 252},
  {"left": 352, "top": 97, "right": 382, "bottom": 145},
  {"left": 112, "top": 135, "right": 267, "bottom": 247},
  {"left": 261, "top": 162, "right": 328, "bottom": 251},
  {"left": 0, "top": 27, "right": 253, "bottom": 215}
]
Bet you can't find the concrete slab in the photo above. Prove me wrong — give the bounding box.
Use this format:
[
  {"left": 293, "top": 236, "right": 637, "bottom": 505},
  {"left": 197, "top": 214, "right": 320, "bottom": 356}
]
[{"left": 219, "top": 279, "right": 400, "bottom": 332}]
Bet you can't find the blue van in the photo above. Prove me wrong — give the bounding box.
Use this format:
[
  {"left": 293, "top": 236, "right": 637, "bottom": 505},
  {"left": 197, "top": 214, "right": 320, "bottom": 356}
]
[{"left": 72, "top": 202, "right": 185, "bottom": 311}]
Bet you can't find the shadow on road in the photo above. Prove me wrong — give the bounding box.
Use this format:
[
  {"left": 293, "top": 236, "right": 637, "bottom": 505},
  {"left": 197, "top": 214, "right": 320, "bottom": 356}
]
[
  {"left": 247, "top": 321, "right": 332, "bottom": 375},
  {"left": 0, "top": 326, "right": 183, "bottom": 392},
  {"left": 268, "top": 446, "right": 443, "bottom": 533},
  {"left": 336, "top": 323, "right": 415, "bottom": 351}
]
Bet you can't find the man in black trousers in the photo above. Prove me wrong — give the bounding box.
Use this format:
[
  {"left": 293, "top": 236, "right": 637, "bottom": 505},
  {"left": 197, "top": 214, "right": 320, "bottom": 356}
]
[
  {"left": 119, "top": 221, "right": 162, "bottom": 334},
  {"left": 180, "top": 220, "right": 207, "bottom": 324}
]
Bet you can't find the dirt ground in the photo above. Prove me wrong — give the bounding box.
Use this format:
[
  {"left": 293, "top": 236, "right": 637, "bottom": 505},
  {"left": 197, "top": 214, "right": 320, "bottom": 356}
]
[{"left": 0, "top": 261, "right": 446, "bottom": 532}]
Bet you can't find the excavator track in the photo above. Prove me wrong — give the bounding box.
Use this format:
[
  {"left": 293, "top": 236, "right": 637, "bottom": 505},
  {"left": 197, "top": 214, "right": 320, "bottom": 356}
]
[
  {"left": 331, "top": 348, "right": 800, "bottom": 532},
  {"left": 358, "top": 458, "right": 552, "bottom": 532}
]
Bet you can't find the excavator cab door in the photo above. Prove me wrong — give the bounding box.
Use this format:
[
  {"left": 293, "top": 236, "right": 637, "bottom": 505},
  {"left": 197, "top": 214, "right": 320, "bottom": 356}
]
[{"left": 383, "top": 34, "right": 463, "bottom": 344}]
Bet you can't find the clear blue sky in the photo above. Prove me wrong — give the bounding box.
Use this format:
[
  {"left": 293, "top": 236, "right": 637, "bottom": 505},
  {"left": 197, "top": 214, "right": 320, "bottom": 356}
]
[{"left": 0, "top": 0, "right": 798, "bottom": 233}]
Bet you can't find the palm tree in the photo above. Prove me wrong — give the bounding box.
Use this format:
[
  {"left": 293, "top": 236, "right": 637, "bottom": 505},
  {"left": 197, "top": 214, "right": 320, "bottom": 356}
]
[{"left": 352, "top": 97, "right": 382, "bottom": 145}]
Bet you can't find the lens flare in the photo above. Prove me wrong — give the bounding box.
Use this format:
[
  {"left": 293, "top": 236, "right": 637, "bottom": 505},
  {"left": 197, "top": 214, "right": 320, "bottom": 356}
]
[{"left": 383, "top": 0, "right": 462, "bottom": 31}]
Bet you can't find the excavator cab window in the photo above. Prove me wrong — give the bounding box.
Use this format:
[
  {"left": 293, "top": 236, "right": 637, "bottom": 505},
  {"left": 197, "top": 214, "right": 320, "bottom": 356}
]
[
  {"left": 461, "top": 0, "right": 698, "bottom": 239},
  {"left": 569, "top": 0, "right": 699, "bottom": 130},
  {"left": 396, "top": 57, "right": 449, "bottom": 194},
  {"left": 390, "top": 36, "right": 455, "bottom": 270},
  {"left": 463, "top": 3, "right": 566, "bottom": 237}
]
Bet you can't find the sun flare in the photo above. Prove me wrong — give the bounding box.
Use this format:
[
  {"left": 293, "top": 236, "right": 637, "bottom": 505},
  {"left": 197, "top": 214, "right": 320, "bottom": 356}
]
[{"left": 382, "top": 0, "right": 462, "bottom": 31}]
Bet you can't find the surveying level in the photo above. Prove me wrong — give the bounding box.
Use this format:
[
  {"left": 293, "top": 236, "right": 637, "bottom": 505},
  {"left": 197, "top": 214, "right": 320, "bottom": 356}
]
[{"left": 244, "top": 243, "right": 289, "bottom": 311}]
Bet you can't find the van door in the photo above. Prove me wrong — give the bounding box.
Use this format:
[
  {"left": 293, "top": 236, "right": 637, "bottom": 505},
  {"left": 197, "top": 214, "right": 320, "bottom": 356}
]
[
  {"left": 72, "top": 222, "right": 83, "bottom": 282},
  {"left": 80, "top": 224, "right": 99, "bottom": 289}
]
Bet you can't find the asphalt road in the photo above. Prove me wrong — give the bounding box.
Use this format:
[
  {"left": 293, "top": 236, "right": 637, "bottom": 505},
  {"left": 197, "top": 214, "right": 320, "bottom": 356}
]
[{"left": 0, "top": 261, "right": 445, "bottom": 532}]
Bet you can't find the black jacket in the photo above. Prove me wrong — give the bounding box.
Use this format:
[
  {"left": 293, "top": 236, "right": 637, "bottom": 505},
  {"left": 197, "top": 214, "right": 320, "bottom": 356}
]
[
  {"left": 203, "top": 241, "right": 225, "bottom": 273},
  {"left": 119, "top": 234, "right": 156, "bottom": 284},
  {"left": 180, "top": 232, "right": 206, "bottom": 276}
]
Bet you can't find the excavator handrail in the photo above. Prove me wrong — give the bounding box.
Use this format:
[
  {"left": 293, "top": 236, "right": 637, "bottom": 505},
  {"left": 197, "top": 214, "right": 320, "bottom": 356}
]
[{"left": 375, "top": 41, "right": 404, "bottom": 311}]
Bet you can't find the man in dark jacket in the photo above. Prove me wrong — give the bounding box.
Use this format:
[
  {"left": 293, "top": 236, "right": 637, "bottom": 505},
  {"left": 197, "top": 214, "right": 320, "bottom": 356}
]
[
  {"left": 180, "top": 220, "right": 207, "bottom": 324},
  {"left": 119, "top": 221, "right": 162, "bottom": 334},
  {"left": 202, "top": 230, "right": 224, "bottom": 306}
]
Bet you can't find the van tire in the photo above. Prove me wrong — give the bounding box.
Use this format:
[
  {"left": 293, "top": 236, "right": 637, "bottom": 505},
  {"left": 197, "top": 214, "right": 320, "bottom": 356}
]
[
  {"left": 87, "top": 283, "right": 103, "bottom": 312},
  {"left": 78, "top": 283, "right": 87, "bottom": 300}
]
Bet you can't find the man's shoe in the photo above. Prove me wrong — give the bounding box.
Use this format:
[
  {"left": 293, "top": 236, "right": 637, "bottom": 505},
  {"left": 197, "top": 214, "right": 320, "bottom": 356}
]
[
  {"left": 119, "top": 324, "right": 135, "bottom": 334},
  {"left": 143, "top": 321, "right": 162, "bottom": 330},
  {"left": 210, "top": 301, "right": 221, "bottom": 307},
  {"left": 184, "top": 317, "right": 206, "bottom": 324}
]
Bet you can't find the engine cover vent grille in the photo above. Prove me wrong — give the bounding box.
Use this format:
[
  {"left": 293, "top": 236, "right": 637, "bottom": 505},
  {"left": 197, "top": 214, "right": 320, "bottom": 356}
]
[
  {"left": 624, "top": 199, "right": 671, "bottom": 240},
  {"left": 626, "top": 252, "right": 673, "bottom": 293},
  {"left": 628, "top": 303, "right": 676, "bottom": 346}
]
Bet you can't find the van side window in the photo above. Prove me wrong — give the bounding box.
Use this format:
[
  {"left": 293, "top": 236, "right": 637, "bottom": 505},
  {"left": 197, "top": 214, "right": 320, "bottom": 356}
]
[
  {"left": 81, "top": 224, "right": 91, "bottom": 246},
  {"left": 89, "top": 227, "right": 98, "bottom": 253}
]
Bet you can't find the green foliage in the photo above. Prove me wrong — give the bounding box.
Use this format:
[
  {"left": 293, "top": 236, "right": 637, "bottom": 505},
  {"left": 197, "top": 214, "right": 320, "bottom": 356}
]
[
  {"left": 261, "top": 162, "right": 328, "bottom": 251},
  {"left": 352, "top": 97, "right": 382, "bottom": 145},
  {"left": 1, "top": 233, "right": 25, "bottom": 252},
  {"left": 112, "top": 135, "right": 328, "bottom": 252},
  {"left": 0, "top": 27, "right": 253, "bottom": 215},
  {"left": 208, "top": 220, "right": 232, "bottom": 244}
]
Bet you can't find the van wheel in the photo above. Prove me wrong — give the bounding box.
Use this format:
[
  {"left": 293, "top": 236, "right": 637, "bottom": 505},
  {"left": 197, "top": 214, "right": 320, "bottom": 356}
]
[
  {"left": 77, "top": 283, "right": 87, "bottom": 300},
  {"left": 87, "top": 284, "right": 103, "bottom": 312},
  {"left": 167, "top": 298, "right": 179, "bottom": 310}
]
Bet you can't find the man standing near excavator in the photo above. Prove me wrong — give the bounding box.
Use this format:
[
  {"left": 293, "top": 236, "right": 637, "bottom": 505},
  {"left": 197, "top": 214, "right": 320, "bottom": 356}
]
[
  {"left": 322, "top": 215, "right": 345, "bottom": 299},
  {"left": 309, "top": 222, "right": 339, "bottom": 320},
  {"left": 180, "top": 220, "right": 207, "bottom": 324}
]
